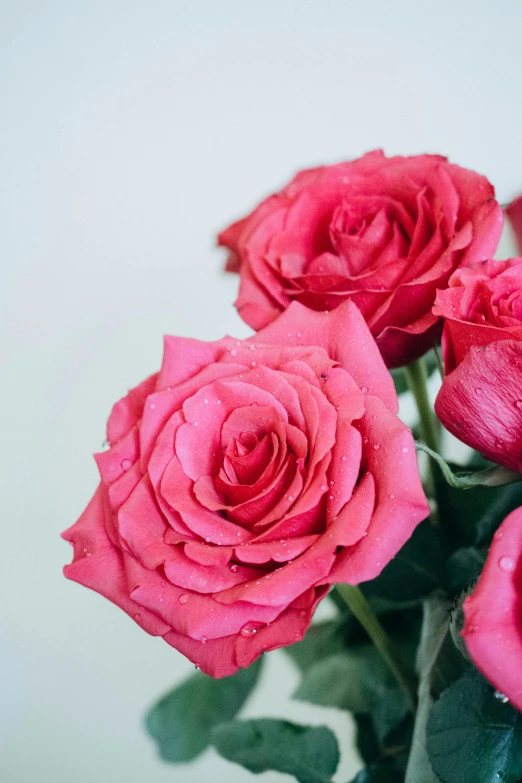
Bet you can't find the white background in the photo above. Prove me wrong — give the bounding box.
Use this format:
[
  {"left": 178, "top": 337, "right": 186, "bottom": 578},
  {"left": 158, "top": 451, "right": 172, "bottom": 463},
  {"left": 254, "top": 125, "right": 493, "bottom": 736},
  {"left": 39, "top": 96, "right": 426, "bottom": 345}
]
[{"left": 1, "top": 1, "right": 522, "bottom": 781}]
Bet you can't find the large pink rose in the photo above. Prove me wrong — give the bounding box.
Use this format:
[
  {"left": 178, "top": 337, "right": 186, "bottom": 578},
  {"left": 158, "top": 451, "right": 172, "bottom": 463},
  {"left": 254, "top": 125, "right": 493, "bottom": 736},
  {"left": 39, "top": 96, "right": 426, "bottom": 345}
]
[
  {"left": 463, "top": 506, "right": 522, "bottom": 711},
  {"left": 433, "top": 258, "right": 522, "bottom": 374},
  {"left": 219, "top": 150, "right": 502, "bottom": 368},
  {"left": 435, "top": 340, "right": 522, "bottom": 473},
  {"left": 63, "top": 301, "right": 428, "bottom": 677},
  {"left": 506, "top": 195, "right": 522, "bottom": 254}
]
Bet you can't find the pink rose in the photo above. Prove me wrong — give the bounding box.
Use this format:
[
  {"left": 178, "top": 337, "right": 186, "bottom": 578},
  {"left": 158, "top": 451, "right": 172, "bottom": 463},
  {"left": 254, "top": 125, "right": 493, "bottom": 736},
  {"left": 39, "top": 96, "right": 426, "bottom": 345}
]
[
  {"left": 435, "top": 340, "right": 522, "bottom": 473},
  {"left": 63, "top": 301, "right": 428, "bottom": 677},
  {"left": 433, "top": 258, "right": 522, "bottom": 373},
  {"left": 506, "top": 195, "right": 522, "bottom": 254},
  {"left": 219, "top": 150, "right": 502, "bottom": 368},
  {"left": 463, "top": 506, "right": 522, "bottom": 711}
]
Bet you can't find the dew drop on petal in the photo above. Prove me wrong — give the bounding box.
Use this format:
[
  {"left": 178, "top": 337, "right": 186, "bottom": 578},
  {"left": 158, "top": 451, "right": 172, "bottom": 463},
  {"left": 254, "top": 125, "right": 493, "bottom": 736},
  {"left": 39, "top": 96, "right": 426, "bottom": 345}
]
[
  {"left": 178, "top": 594, "right": 189, "bottom": 605},
  {"left": 230, "top": 564, "right": 238, "bottom": 573},
  {"left": 204, "top": 399, "right": 209, "bottom": 404},
  {"left": 361, "top": 386, "right": 368, "bottom": 393},
  {"left": 373, "top": 443, "right": 381, "bottom": 451},
  {"left": 134, "top": 613, "right": 141, "bottom": 621},
  {"left": 402, "top": 447, "right": 409, "bottom": 454},
  {"left": 121, "top": 459, "right": 132, "bottom": 471},
  {"left": 494, "top": 530, "right": 504, "bottom": 541},
  {"left": 240, "top": 624, "right": 258, "bottom": 637},
  {"left": 150, "top": 403, "right": 156, "bottom": 409},
  {"left": 494, "top": 691, "right": 509, "bottom": 703},
  {"left": 194, "top": 663, "right": 200, "bottom": 670},
  {"left": 341, "top": 456, "right": 347, "bottom": 461},
  {"left": 230, "top": 349, "right": 238, "bottom": 356},
  {"left": 201, "top": 636, "right": 207, "bottom": 644},
  {"left": 499, "top": 555, "right": 516, "bottom": 572},
  {"left": 516, "top": 400, "right": 522, "bottom": 409}
]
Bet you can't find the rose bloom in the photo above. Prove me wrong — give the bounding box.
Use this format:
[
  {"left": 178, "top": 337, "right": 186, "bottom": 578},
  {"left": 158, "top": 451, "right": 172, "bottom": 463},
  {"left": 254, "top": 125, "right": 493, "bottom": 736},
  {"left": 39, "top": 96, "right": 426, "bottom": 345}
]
[
  {"left": 463, "top": 506, "right": 522, "bottom": 711},
  {"left": 63, "top": 301, "right": 428, "bottom": 677},
  {"left": 435, "top": 340, "right": 522, "bottom": 474},
  {"left": 433, "top": 258, "right": 522, "bottom": 373},
  {"left": 219, "top": 150, "right": 503, "bottom": 368},
  {"left": 506, "top": 195, "right": 522, "bottom": 254}
]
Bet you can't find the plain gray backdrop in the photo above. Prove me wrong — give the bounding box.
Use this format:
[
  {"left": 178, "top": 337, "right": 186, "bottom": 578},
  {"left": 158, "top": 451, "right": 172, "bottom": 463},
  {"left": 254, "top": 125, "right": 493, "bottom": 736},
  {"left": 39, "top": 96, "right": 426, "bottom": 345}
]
[{"left": 1, "top": 1, "right": 522, "bottom": 781}]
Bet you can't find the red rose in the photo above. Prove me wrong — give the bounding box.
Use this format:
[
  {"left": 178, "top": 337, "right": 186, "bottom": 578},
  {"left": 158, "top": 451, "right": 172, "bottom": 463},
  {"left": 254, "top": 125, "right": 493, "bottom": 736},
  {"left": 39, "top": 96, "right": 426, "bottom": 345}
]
[
  {"left": 433, "top": 259, "right": 522, "bottom": 373},
  {"left": 506, "top": 195, "right": 522, "bottom": 254},
  {"left": 463, "top": 506, "right": 522, "bottom": 711},
  {"left": 435, "top": 340, "right": 522, "bottom": 473},
  {"left": 219, "top": 150, "right": 503, "bottom": 368},
  {"left": 62, "top": 301, "right": 428, "bottom": 677}
]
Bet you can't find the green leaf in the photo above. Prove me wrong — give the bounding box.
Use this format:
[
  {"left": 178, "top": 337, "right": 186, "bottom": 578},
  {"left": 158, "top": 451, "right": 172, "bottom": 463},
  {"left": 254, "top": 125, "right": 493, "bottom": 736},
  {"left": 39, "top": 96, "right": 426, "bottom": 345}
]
[
  {"left": 211, "top": 719, "right": 339, "bottom": 783},
  {"left": 293, "top": 646, "right": 409, "bottom": 742},
  {"left": 284, "top": 617, "right": 349, "bottom": 673},
  {"left": 362, "top": 520, "right": 445, "bottom": 604},
  {"left": 404, "top": 597, "right": 450, "bottom": 783},
  {"left": 415, "top": 442, "right": 521, "bottom": 489},
  {"left": 427, "top": 669, "right": 522, "bottom": 783},
  {"left": 349, "top": 756, "right": 408, "bottom": 782},
  {"left": 145, "top": 658, "right": 262, "bottom": 762},
  {"left": 445, "top": 546, "right": 486, "bottom": 595}
]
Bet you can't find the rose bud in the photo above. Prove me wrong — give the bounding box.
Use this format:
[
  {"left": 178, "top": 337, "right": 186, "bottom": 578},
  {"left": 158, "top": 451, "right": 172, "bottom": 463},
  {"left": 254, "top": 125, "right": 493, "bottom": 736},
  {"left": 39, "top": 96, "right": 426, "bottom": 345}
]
[
  {"left": 433, "top": 258, "right": 522, "bottom": 374},
  {"left": 219, "top": 150, "right": 502, "bottom": 368},
  {"left": 463, "top": 506, "right": 522, "bottom": 712},
  {"left": 63, "top": 301, "right": 429, "bottom": 677},
  {"left": 435, "top": 340, "right": 522, "bottom": 474},
  {"left": 506, "top": 195, "right": 522, "bottom": 254}
]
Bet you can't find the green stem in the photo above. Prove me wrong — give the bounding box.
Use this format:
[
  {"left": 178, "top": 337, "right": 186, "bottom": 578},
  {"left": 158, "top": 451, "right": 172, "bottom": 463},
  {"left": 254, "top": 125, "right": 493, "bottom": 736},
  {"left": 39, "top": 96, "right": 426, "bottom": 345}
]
[
  {"left": 404, "top": 358, "right": 439, "bottom": 454},
  {"left": 336, "top": 584, "right": 418, "bottom": 712}
]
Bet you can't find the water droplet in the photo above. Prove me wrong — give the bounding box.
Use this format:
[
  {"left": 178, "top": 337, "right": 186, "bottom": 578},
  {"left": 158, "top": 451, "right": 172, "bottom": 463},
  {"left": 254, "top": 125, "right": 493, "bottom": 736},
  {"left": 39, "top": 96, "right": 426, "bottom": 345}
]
[
  {"left": 249, "top": 344, "right": 256, "bottom": 351},
  {"left": 499, "top": 555, "right": 516, "bottom": 572},
  {"left": 161, "top": 581, "right": 166, "bottom": 587},
  {"left": 134, "top": 613, "right": 142, "bottom": 621},
  {"left": 178, "top": 594, "right": 188, "bottom": 604},
  {"left": 193, "top": 421, "right": 198, "bottom": 427},
  {"left": 121, "top": 459, "right": 132, "bottom": 471},
  {"left": 361, "top": 386, "right": 368, "bottom": 393},
  {"left": 494, "top": 690, "right": 509, "bottom": 703},
  {"left": 230, "top": 564, "right": 238, "bottom": 573},
  {"left": 159, "top": 597, "right": 163, "bottom": 602},
  {"left": 194, "top": 663, "right": 200, "bottom": 670},
  {"left": 300, "top": 610, "right": 306, "bottom": 617},
  {"left": 204, "top": 398, "right": 209, "bottom": 404},
  {"left": 341, "top": 455, "right": 347, "bottom": 461},
  {"left": 516, "top": 400, "right": 522, "bottom": 409},
  {"left": 240, "top": 624, "right": 258, "bottom": 637},
  {"left": 388, "top": 493, "right": 395, "bottom": 499},
  {"left": 216, "top": 399, "right": 222, "bottom": 405},
  {"left": 297, "top": 332, "right": 302, "bottom": 337},
  {"left": 201, "top": 636, "right": 207, "bottom": 644},
  {"left": 205, "top": 536, "right": 211, "bottom": 542},
  {"left": 251, "top": 360, "right": 257, "bottom": 367},
  {"left": 402, "top": 446, "right": 409, "bottom": 454},
  {"left": 230, "top": 348, "right": 238, "bottom": 356},
  {"left": 287, "top": 495, "right": 294, "bottom": 502},
  {"left": 150, "top": 403, "right": 156, "bottom": 409},
  {"left": 373, "top": 443, "right": 381, "bottom": 451},
  {"left": 475, "top": 388, "right": 482, "bottom": 394},
  {"left": 320, "top": 484, "right": 328, "bottom": 491}
]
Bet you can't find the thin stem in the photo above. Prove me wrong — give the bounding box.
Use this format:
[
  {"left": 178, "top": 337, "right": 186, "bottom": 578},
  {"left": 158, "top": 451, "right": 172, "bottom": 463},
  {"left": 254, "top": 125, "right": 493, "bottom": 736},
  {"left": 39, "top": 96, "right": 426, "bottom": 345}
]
[
  {"left": 404, "top": 358, "right": 439, "bottom": 454},
  {"left": 335, "top": 584, "right": 418, "bottom": 712}
]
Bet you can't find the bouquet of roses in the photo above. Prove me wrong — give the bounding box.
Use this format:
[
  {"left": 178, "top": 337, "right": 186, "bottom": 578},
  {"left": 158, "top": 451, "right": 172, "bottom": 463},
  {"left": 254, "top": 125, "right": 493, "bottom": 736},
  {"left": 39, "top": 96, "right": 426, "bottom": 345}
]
[{"left": 62, "top": 151, "right": 522, "bottom": 783}]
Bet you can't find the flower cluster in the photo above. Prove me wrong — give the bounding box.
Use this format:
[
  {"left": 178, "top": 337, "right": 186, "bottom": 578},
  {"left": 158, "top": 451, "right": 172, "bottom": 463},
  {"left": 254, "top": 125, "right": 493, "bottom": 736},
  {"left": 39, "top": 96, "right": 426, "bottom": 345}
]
[{"left": 63, "top": 151, "right": 522, "bottom": 764}]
